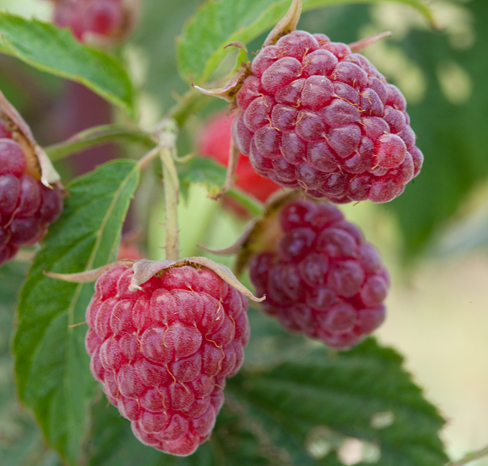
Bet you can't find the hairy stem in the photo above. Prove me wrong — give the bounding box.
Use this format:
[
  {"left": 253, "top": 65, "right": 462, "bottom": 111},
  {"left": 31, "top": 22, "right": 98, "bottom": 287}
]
[
  {"left": 168, "top": 88, "right": 210, "bottom": 128},
  {"left": 45, "top": 124, "right": 155, "bottom": 161},
  {"left": 227, "top": 188, "right": 264, "bottom": 217},
  {"left": 159, "top": 120, "right": 180, "bottom": 261}
]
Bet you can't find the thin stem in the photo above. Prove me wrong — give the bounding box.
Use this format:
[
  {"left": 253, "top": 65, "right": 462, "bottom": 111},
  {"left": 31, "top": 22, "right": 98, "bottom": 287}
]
[
  {"left": 137, "top": 146, "right": 161, "bottom": 170},
  {"left": 227, "top": 188, "right": 265, "bottom": 217},
  {"left": 44, "top": 88, "right": 209, "bottom": 163},
  {"left": 158, "top": 120, "right": 180, "bottom": 261},
  {"left": 167, "top": 88, "right": 211, "bottom": 127},
  {"left": 448, "top": 446, "right": 488, "bottom": 466},
  {"left": 45, "top": 124, "right": 155, "bottom": 161}
]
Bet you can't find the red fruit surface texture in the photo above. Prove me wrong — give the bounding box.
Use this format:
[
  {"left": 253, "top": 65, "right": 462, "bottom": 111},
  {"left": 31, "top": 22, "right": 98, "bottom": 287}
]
[
  {"left": 249, "top": 199, "right": 389, "bottom": 349},
  {"left": 198, "top": 112, "right": 280, "bottom": 202},
  {"left": 233, "top": 31, "right": 423, "bottom": 204},
  {"left": 0, "top": 133, "right": 63, "bottom": 267},
  {"left": 86, "top": 264, "right": 250, "bottom": 456},
  {"left": 52, "top": 0, "right": 125, "bottom": 43}
]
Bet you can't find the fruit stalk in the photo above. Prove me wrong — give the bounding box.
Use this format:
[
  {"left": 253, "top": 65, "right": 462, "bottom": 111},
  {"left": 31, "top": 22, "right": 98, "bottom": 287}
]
[{"left": 159, "top": 120, "right": 180, "bottom": 261}]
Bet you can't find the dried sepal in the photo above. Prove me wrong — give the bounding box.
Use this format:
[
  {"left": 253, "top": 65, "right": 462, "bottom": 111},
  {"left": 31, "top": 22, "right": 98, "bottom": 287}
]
[
  {"left": 224, "top": 41, "right": 248, "bottom": 56},
  {"left": 44, "top": 256, "right": 265, "bottom": 302},
  {"left": 263, "top": 0, "right": 303, "bottom": 47},
  {"left": 193, "top": 65, "right": 251, "bottom": 103},
  {"left": 44, "top": 260, "right": 134, "bottom": 283},
  {"left": 0, "top": 89, "right": 62, "bottom": 189},
  {"left": 349, "top": 31, "right": 392, "bottom": 53},
  {"left": 210, "top": 138, "right": 240, "bottom": 200},
  {"left": 235, "top": 190, "right": 304, "bottom": 275},
  {"left": 199, "top": 218, "right": 259, "bottom": 256},
  {"left": 130, "top": 257, "right": 265, "bottom": 302}
]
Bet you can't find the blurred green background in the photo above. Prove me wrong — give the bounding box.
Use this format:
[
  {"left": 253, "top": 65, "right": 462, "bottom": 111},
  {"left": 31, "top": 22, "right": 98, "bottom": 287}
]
[{"left": 0, "top": 0, "right": 487, "bottom": 464}]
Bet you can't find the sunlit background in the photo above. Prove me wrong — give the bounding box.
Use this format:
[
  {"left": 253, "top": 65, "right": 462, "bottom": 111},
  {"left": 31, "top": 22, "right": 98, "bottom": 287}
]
[{"left": 0, "top": 0, "right": 487, "bottom": 464}]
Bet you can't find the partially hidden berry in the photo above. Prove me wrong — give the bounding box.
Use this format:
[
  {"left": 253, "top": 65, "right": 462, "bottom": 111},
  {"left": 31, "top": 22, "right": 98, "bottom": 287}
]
[
  {"left": 198, "top": 112, "right": 281, "bottom": 203},
  {"left": 50, "top": 0, "right": 136, "bottom": 45},
  {"left": 248, "top": 198, "right": 389, "bottom": 349},
  {"left": 0, "top": 131, "right": 63, "bottom": 267},
  {"left": 86, "top": 263, "right": 250, "bottom": 456},
  {"left": 233, "top": 30, "right": 423, "bottom": 204}
]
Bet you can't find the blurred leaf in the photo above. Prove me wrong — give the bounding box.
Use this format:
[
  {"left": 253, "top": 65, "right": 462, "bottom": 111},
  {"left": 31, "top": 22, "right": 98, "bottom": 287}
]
[
  {"left": 0, "top": 262, "right": 61, "bottom": 466},
  {"left": 177, "top": 0, "right": 434, "bottom": 84},
  {"left": 229, "top": 332, "right": 449, "bottom": 466},
  {"left": 178, "top": 156, "right": 227, "bottom": 197},
  {"left": 13, "top": 160, "right": 140, "bottom": 465},
  {"left": 0, "top": 13, "right": 134, "bottom": 117},
  {"left": 383, "top": 0, "right": 488, "bottom": 255},
  {"left": 129, "top": 0, "right": 202, "bottom": 115}
]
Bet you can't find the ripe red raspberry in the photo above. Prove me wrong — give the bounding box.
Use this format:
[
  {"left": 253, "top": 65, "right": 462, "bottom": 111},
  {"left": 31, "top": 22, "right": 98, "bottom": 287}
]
[
  {"left": 86, "top": 263, "right": 250, "bottom": 456},
  {"left": 0, "top": 132, "right": 63, "bottom": 267},
  {"left": 50, "top": 0, "right": 132, "bottom": 44},
  {"left": 248, "top": 198, "right": 389, "bottom": 349},
  {"left": 233, "top": 31, "right": 423, "bottom": 204},
  {"left": 198, "top": 112, "right": 280, "bottom": 203}
]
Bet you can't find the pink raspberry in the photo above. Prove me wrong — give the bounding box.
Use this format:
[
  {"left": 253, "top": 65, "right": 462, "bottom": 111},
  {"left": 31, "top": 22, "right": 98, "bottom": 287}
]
[
  {"left": 198, "top": 112, "right": 281, "bottom": 203},
  {"left": 85, "top": 263, "right": 250, "bottom": 456},
  {"left": 233, "top": 31, "right": 423, "bottom": 203},
  {"left": 50, "top": 0, "right": 129, "bottom": 44},
  {"left": 248, "top": 198, "right": 388, "bottom": 349},
  {"left": 0, "top": 132, "right": 63, "bottom": 267}
]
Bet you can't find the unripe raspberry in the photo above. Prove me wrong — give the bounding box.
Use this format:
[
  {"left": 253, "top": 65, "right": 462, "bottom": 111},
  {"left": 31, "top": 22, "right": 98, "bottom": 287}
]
[
  {"left": 198, "top": 112, "right": 280, "bottom": 203},
  {"left": 86, "top": 263, "right": 250, "bottom": 456},
  {"left": 0, "top": 132, "right": 63, "bottom": 267},
  {"left": 233, "top": 31, "right": 422, "bottom": 204},
  {"left": 247, "top": 198, "right": 388, "bottom": 349}
]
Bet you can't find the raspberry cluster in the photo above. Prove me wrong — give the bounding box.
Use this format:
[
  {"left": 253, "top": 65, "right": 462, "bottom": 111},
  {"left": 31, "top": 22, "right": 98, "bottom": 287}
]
[
  {"left": 199, "top": 112, "right": 280, "bottom": 203},
  {"left": 86, "top": 264, "right": 250, "bottom": 456},
  {"left": 0, "top": 125, "right": 63, "bottom": 267},
  {"left": 233, "top": 31, "right": 423, "bottom": 203},
  {"left": 51, "top": 0, "right": 125, "bottom": 43},
  {"left": 249, "top": 199, "right": 388, "bottom": 349}
]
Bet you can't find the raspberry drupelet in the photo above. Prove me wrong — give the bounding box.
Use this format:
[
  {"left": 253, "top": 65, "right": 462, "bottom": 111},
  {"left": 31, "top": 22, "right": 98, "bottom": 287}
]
[
  {"left": 0, "top": 128, "right": 63, "bottom": 267},
  {"left": 232, "top": 31, "right": 423, "bottom": 204},
  {"left": 85, "top": 263, "right": 250, "bottom": 456},
  {"left": 248, "top": 198, "right": 389, "bottom": 349}
]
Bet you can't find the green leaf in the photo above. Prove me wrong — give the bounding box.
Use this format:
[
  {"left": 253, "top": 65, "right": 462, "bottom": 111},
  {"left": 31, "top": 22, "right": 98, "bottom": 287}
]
[
  {"left": 177, "top": 0, "right": 434, "bottom": 84},
  {"left": 178, "top": 156, "right": 227, "bottom": 197},
  {"left": 0, "top": 13, "right": 134, "bottom": 117},
  {"left": 0, "top": 263, "right": 57, "bottom": 466},
  {"left": 225, "top": 310, "right": 449, "bottom": 466},
  {"left": 13, "top": 160, "right": 140, "bottom": 466}
]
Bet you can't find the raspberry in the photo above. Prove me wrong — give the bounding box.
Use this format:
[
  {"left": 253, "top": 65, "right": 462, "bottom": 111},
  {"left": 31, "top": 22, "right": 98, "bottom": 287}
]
[
  {"left": 248, "top": 198, "right": 388, "bottom": 349},
  {"left": 0, "top": 134, "right": 63, "bottom": 267},
  {"left": 86, "top": 263, "right": 250, "bottom": 456},
  {"left": 233, "top": 31, "right": 423, "bottom": 203},
  {"left": 50, "top": 0, "right": 131, "bottom": 44},
  {"left": 198, "top": 112, "right": 280, "bottom": 203}
]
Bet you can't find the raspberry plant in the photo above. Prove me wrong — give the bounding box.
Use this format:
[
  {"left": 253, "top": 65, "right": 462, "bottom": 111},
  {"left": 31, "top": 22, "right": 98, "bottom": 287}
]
[{"left": 0, "top": 0, "right": 486, "bottom": 465}]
